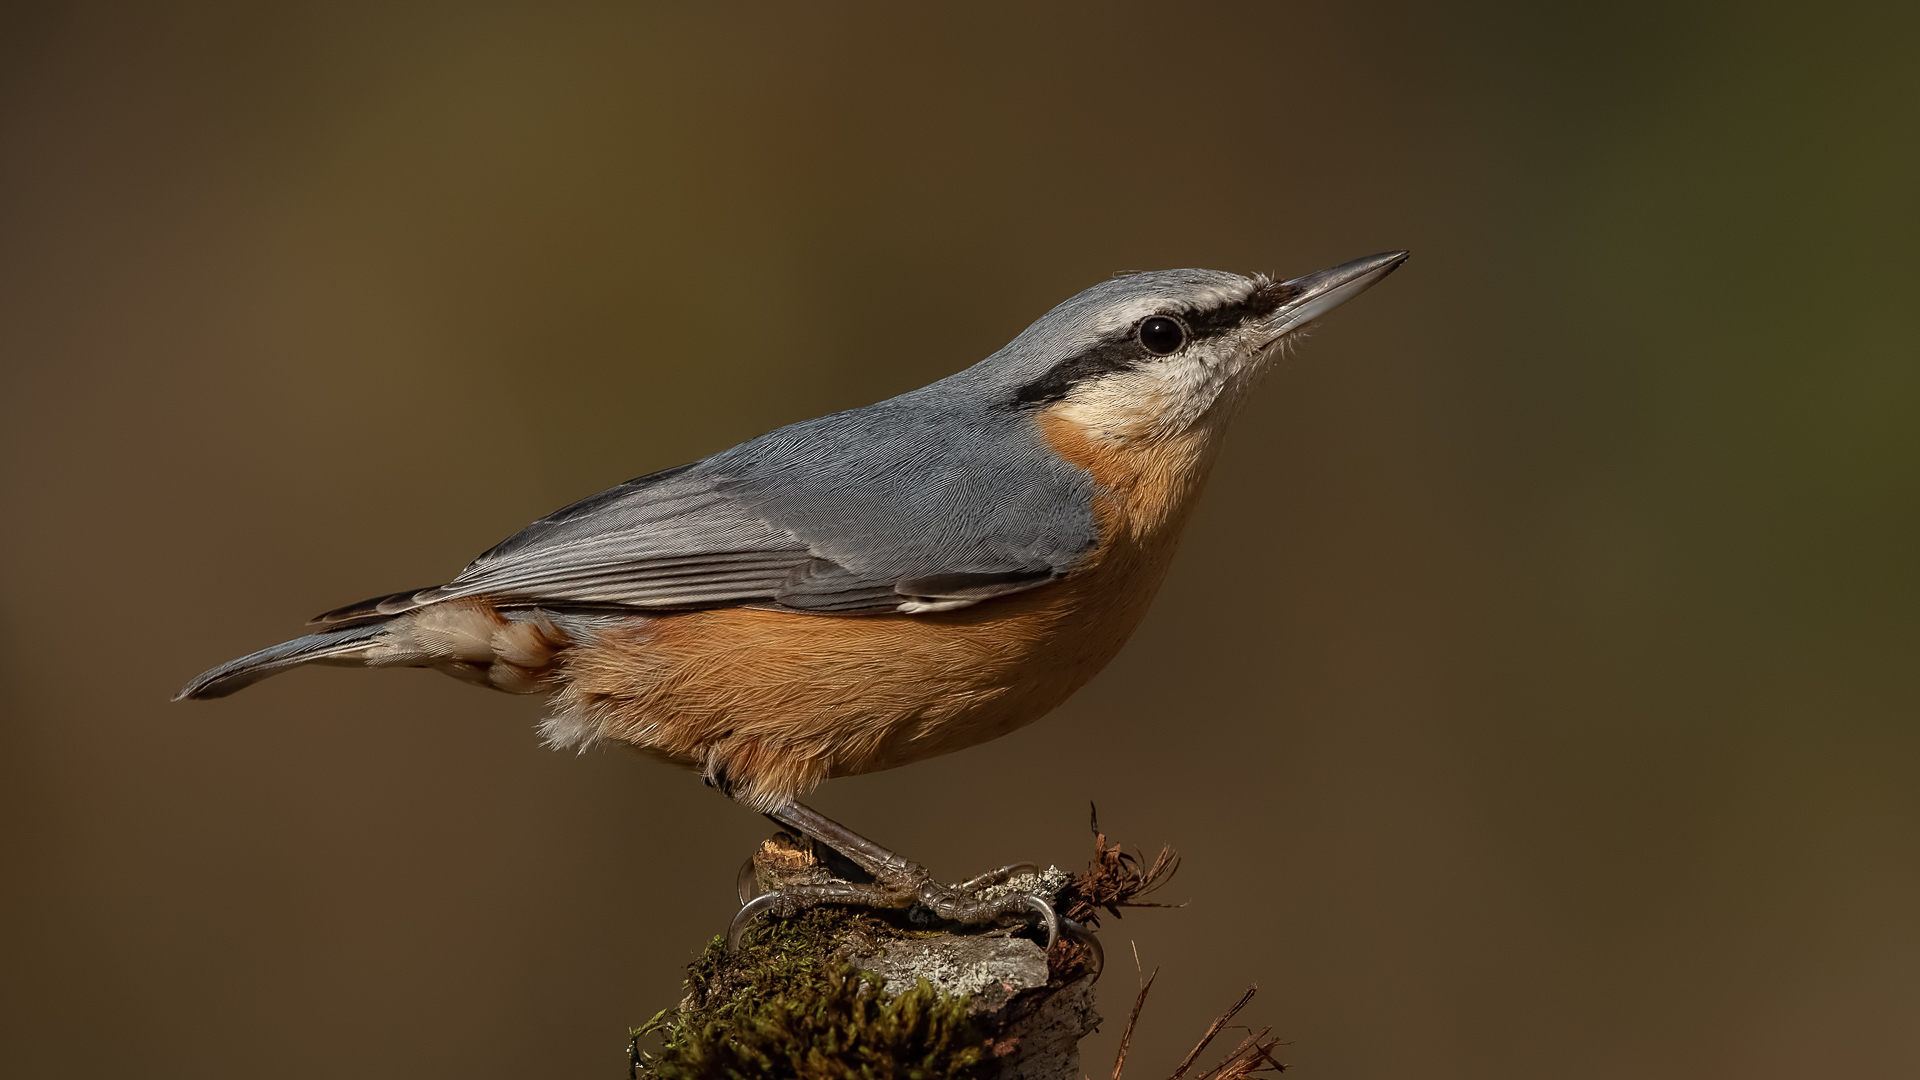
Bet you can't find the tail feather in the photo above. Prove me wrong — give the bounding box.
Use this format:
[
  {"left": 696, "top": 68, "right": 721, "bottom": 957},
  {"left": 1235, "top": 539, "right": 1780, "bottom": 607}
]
[
  {"left": 174, "top": 622, "right": 392, "bottom": 701},
  {"left": 176, "top": 601, "right": 589, "bottom": 702},
  {"left": 308, "top": 586, "right": 439, "bottom": 627}
]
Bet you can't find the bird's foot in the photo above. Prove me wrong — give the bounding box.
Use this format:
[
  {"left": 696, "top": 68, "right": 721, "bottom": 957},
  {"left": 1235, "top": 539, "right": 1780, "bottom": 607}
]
[
  {"left": 724, "top": 804, "right": 1102, "bottom": 976},
  {"left": 725, "top": 837, "right": 1075, "bottom": 945}
]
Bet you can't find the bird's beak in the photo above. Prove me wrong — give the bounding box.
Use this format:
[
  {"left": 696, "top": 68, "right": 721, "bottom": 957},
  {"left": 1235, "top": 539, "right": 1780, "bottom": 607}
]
[{"left": 1260, "top": 250, "right": 1409, "bottom": 343}]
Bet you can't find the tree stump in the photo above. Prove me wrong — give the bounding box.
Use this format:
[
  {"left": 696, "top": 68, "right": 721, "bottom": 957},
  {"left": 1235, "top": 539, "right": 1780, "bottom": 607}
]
[{"left": 627, "top": 824, "right": 1281, "bottom": 1080}]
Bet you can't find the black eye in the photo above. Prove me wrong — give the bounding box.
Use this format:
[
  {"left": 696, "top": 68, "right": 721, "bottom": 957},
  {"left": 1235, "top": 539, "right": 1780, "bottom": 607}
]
[{"left": 1138, "top": 316, "right": 1186, "bottom": 355}]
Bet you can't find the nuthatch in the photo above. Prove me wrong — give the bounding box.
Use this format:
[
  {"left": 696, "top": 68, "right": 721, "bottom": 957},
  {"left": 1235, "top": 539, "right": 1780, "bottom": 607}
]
[{"left": 180, "top": 251, "right": 1408, "bottom": 949}]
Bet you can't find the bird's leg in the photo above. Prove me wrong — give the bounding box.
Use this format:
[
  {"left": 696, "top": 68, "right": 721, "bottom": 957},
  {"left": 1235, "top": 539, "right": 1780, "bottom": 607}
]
[
  {"left": 726, "top": 799, "right": 1060, "bottom": 952},
  {"left": 752, "top": 803, "right": 1039, "bottom": 889},
  {"left": 767, "top": 800, "right": 917, "bottom": 881}
]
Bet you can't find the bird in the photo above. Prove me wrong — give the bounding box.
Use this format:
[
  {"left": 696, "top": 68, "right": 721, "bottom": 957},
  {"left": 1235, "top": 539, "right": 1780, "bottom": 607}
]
[{"left": 178, "top": 250, "right": 1408, "bottom": 949}]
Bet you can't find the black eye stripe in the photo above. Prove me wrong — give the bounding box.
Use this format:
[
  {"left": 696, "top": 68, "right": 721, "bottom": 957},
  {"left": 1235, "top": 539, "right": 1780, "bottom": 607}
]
[
  {"left": 1006, "top": 284, "right": 1288, "bottom": 408},
  {"left": 1181, "top": 281, "right": 1297, "bottom": 336},
  {"left": 1006, "top": 337, "right": 1140, "bottom": 407}
]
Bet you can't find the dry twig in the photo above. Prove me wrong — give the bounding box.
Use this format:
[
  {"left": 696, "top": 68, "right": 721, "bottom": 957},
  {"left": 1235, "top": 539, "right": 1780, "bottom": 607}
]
[
  {"left": 1108, "top": 980, "right": 1288, "bottom": 1080},
  {"left": 1109, "top": 966, "right": 1158, "bottom": 1080},
  {"left": 1167, "top": 985, "right": 1256, "bottom": 1080}
]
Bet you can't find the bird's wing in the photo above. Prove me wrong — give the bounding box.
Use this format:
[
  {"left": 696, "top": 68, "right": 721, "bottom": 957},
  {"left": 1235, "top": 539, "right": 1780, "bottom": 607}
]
[
  {"left": 311, "top": 463, "right": 819, "bottom": 623},
  {"left": 314, "top": 394, "right": 1101, "bottom": 624},
  {"left": 704, "top": 392, "right": 1102, "bottom": 608}
]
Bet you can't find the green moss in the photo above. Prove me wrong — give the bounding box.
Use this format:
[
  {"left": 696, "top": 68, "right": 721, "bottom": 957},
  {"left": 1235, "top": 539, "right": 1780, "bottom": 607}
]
[{"left": 631, "top": 908, "right": 989, "bottom": 1080}]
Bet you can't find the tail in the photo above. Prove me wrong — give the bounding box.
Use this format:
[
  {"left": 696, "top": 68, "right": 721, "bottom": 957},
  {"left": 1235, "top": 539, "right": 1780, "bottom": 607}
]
[
  {"left": 175, "top": 601, "right": 581, "bottom": 701},
  {"left": 174, "top": 622, "right": 392, "bottom": 701}
]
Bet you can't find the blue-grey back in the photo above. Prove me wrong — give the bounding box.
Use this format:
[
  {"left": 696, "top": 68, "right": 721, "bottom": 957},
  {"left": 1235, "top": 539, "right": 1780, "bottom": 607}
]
[{"left": 406, "top": 268, "right": 1257, "bottom": 615}]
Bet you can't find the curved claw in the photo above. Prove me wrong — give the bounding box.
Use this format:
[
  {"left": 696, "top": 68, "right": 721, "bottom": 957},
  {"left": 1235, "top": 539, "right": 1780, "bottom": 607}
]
[
  {"left": 726, "top": 892, "right": 782, "bottom": 952},
  {"left": 1015, "top": 894, "right": 1060, "bottom": 949},
  {"left": 736, "top": 857, "right": 763, "bottom": 906},
  {"left": 957, "top": 862, "right": 1040, "bottom": 893},
  {"left": 1059, "top": 915, "right": 1103, "bottom": 980}
]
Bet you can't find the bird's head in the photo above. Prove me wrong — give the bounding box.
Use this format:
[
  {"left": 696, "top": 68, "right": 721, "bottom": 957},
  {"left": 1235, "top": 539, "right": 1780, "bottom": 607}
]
[{"left": 979, "top": 251, "right": 1408, "bottom": 449}]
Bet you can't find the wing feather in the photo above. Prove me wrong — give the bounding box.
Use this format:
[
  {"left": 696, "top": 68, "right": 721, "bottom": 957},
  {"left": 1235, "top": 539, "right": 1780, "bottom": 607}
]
[
  {"left": 425, "top": 468, "right": 814, "bottom": 609},
  {"left": 312, "top": 466, "right": 825, "bottom": 623}
]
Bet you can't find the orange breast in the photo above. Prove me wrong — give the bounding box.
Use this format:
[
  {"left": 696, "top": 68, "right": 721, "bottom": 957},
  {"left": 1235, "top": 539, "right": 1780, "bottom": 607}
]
[{"left": 552, "top": 410, "right": 1221, "bottom": 810}]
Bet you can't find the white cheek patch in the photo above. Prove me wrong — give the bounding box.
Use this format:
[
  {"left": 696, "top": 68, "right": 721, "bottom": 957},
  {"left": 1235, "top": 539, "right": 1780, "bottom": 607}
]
[{"left": 1055, "top": 329, "right": 1273, "bottom": 444}]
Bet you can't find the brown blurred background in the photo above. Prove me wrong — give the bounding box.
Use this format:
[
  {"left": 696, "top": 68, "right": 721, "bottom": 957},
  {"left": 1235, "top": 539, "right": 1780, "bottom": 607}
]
[{"left": 2, "top": 2, "right": 1916, "bottom": 1077}]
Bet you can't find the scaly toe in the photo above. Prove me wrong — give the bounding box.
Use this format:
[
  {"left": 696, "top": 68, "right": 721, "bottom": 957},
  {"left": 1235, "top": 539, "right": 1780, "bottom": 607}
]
[
  {"left": 725, "top": 849, "right": 1071, "bottom": 954},
  {"left": 955, "top": 862, "right": 1040, "bottom": 893},
  {"left": 726, "top": 879, "right": 922, "bottom": 952}
]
